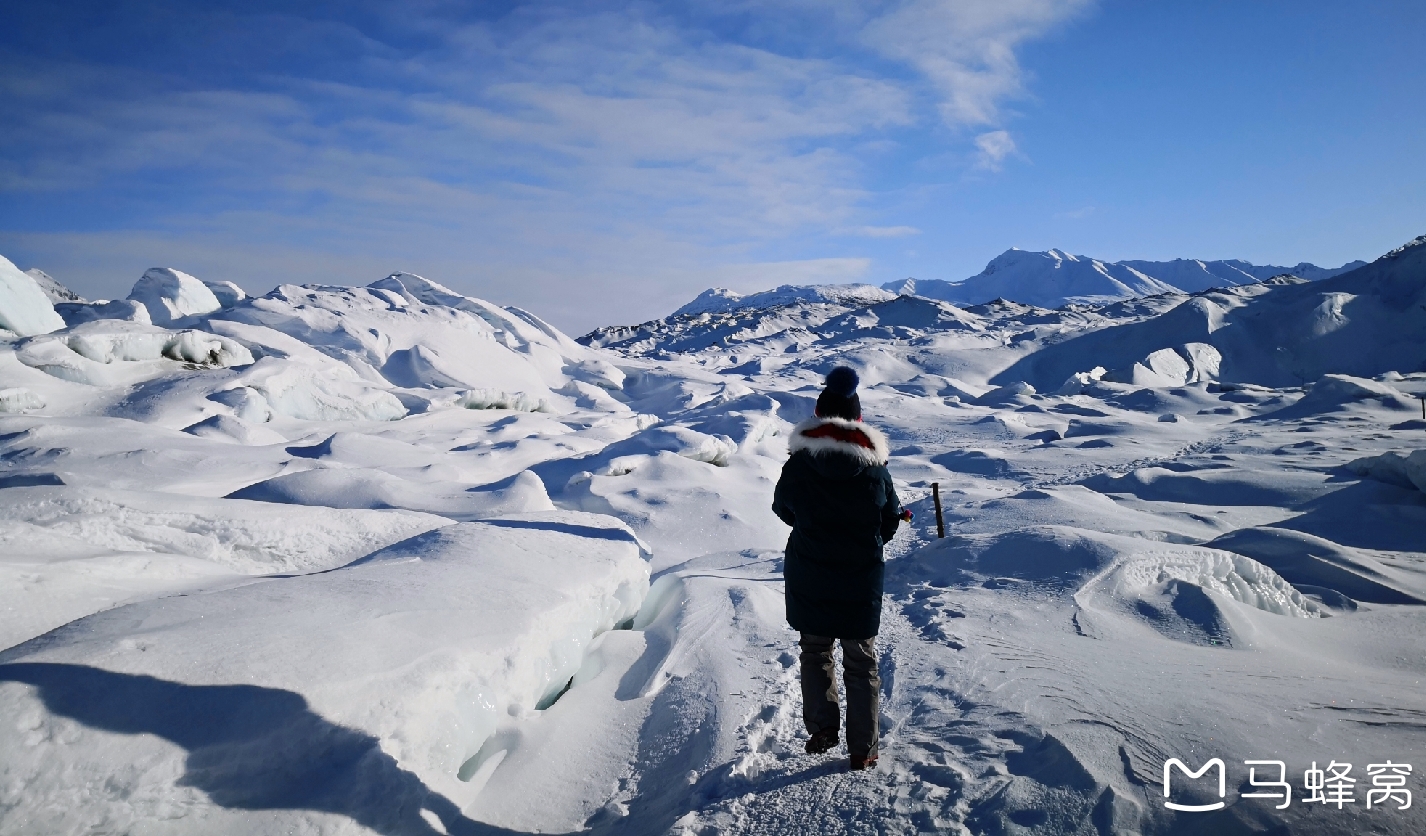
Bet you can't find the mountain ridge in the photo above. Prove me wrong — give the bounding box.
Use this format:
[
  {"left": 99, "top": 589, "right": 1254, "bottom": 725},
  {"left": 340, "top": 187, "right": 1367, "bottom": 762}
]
[{"left": 885, "top": 247, "right": 1366, "bottom": 308}]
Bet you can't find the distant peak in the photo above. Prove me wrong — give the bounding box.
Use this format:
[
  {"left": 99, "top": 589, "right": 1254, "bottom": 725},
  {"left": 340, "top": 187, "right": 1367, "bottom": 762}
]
[{"left": 1383, "top": 234, "right": 1426, "bottom": 260}]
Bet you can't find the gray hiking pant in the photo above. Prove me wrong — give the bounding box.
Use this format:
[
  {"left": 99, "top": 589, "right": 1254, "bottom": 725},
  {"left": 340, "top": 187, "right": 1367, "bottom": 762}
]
[{"left": 799, "top": 633, "right": 879, "bottom": 758}]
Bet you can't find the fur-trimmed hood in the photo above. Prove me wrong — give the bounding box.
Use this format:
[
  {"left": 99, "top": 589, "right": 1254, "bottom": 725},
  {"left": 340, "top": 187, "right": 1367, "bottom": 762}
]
[{"left": 788, "top": 416, "right": 890, "bottom": 468}]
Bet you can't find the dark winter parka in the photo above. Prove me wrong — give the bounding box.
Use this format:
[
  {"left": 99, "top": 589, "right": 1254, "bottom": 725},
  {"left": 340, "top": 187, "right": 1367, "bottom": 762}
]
[{"left": 772, "top": 416, "right": 904, "bottom": 640}]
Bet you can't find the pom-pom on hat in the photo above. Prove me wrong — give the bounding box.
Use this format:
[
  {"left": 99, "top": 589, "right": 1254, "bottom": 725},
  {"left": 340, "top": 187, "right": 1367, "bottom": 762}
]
[{"left": 816, "top": 365, "right": 862, "bottom": 420}]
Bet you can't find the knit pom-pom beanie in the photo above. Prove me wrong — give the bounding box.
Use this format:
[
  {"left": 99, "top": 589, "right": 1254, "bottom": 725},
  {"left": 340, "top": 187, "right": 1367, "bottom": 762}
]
[
  {"left": 824, "top": 366, "right": 859, "bottom": 398},
  {"left": 816, "top": 365, "right": 862, "bottom": 420}
]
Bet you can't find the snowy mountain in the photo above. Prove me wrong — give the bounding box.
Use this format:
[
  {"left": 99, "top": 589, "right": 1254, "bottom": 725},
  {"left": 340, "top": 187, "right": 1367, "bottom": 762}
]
[
  {"left": 996, "top": 234, "right": 1426, "bottom": 391},
  {"left": 884, "top": 247, "right": 1366, "bottom": 308},
  {"left": 2, "top": 238, "right": 1425, "bottom": 835},
  {"left": 24, "top": 268, "right": 86, "bottom": 304},
  {"left": 673, "top": 282, "right": 897, "bottom": 316}
]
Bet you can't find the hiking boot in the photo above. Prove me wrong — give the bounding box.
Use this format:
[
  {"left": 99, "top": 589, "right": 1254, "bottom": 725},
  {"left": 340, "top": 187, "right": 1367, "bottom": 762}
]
[
  {"left": 804, "top": 730, "right": 839, "bottom": 755},
  {"left": 850, "top": 753, "right": 878, "bottom": 771}
]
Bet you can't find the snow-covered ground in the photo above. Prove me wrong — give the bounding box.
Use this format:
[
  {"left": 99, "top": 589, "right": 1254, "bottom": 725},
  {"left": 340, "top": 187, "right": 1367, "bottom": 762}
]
[{"left": 2, "top": 239, "right": 1425, "bottom": 835}]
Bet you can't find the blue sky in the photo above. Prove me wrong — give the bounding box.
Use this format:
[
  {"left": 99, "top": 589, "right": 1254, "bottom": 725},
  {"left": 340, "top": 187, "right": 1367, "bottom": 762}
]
[{"left": 1, "top": 1, "right": 1422, "bottom": 333}]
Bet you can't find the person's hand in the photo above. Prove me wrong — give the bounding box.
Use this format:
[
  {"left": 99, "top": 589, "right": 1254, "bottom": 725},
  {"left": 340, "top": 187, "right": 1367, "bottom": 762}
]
[{"left": 899, "top": 509, "right": 913, "bottom": 522}]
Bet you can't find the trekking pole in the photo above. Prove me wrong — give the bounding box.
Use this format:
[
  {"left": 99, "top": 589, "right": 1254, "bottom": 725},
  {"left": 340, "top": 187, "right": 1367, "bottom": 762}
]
[{"left": 932, "top": 482, "right": 945, "bottom": 539}]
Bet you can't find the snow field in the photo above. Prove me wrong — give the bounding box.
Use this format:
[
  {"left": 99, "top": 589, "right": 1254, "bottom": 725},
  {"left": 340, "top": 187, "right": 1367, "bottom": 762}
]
[
  {"left": 2, "top": 241, "right": 1425, "bottom": 834},
  {"left": 0, "top": 513, "right": 648, "bottom": 835}
]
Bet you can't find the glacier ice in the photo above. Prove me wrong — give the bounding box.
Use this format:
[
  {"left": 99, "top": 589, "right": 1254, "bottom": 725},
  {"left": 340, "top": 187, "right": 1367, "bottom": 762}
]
[
  {"left": 127, "top": 267, "right": 224, "bottom": 325},
  {"left": 0, "top": 256, "right": 65, "bottom": 337}
]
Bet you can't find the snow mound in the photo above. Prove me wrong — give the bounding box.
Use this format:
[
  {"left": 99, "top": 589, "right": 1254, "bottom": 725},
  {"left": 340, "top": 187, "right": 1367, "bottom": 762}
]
[
  {"left": 54, "top": 299, "right": 152, "bottom": 327},
  {"left": 0, "top": 485, "right": 448, "bottom": 576},
  {"left": 1100, "top": 545, "right": 1320, "bottom": 619},
  {"left": 1345, "top": 449, "right": 1426, "bottom": 493},
  {"left": 893, "top": 526, "right": 1316, "bottom": 619},
  {"left": 218, "top": 282, "right": 561, "bottom": 403},
  {"left": 243, "top": 361, "right": 407, "bottom": 422},
  {"left": 565, "top": 357, "right": 625, "bottom": 391},
  {"left": 1057, "top": 366, "right": 1107, "bottom": 395},
  {"left": 228, "top": 467, "right": 555, "bottom": 519},
  {"left": 1209, "top": 526, "right": 1425, "bottom": 605},
  {"left": 15, "top": 323, "right": 255, "bottom": 386},
  {"left": 592, "top": 425, "right": 739, "bottom": 471},
  {"left": 1103, "top": 343, "right": 1221, "bottom": 387},
  {"left": 0, "top": 255, "right": 65, "bottom": 337},
  {"left": 127, "top": 268, "right": 223, "bottom": 326},
  {"left": 182, "top": 414, "right": 286, "bottom": 446},
  {"left": 975, "top": 380, "right": 1035, "bottom": 405},
  {"left": 0, "top": 512, "right": 646, "bottom": 834},
  {"left": 458, "top": 388, "right": 551, "bottom": 412},
  {"left": 1080, "top": 465, "right": 1330, "bottom": 507},
  {"left": 203, "top": 280, "right": 247, "bottom": 308},
  {"left": 207, "top": 386, "right": 273, "bottom": 423},
  {"left": 1288, "top": 374, "right": 1415, "bottom": 414}
]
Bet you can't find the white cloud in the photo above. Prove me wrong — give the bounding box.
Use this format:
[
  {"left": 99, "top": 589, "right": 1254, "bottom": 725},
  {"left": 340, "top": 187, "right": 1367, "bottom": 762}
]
[
  {"left": 0, "top": 2, "right": 1090, "bottom": 330},
  {"left": 974, "top": 130, "right": 1018, "bottom": 171},
  {"left": 841, "top": 225, "right": 923, "bottom": 238},
  {"left": 861, "top": 0, "right": 1094, "bottom": 127}
]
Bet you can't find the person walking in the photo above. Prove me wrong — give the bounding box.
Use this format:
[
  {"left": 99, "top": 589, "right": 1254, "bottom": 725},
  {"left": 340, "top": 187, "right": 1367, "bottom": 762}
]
[{"left": 772, "top": 365, "right": 907, "bottom": 771}]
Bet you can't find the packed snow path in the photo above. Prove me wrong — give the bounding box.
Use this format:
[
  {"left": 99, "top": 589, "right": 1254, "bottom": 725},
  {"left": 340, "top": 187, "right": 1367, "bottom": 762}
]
[{"left": 3, "top": 242, "right": 1426, "bottom": 835}]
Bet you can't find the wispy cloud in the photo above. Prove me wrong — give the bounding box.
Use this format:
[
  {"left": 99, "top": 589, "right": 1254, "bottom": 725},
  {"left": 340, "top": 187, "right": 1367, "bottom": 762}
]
[
  {"left": 840, "top": 225, "right": 923, "bottom": 238},
  {"left": 974, "top": 130, "right": 1018, "bottom": 171},
  {"left": 861, "top": 0, "right": 1094, "bottom": 127},
  {"left": 0, "top": 1, "right": 1093, "bottom": 331}
]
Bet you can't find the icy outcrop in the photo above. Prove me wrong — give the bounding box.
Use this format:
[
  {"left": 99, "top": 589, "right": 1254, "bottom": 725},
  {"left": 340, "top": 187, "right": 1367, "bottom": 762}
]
[
  {"left": 0, "top": 256, "right": 65, "bottom": 337},
  {"left": 975, "top": 380, "right": 1035, "bottom": 405},
  {"left": 0, "top": 513, "right": 647, "bottom": 828},
  {"left": 15, "top": 323, "right": 255, "bottom": 386},
  {"left": 1057, "top": 366, "right": 1107, "bottom": 395},
  {"left": 1102, "top": 546, "right": 1320, "bottom": 619},
  {"left": 458, "top": 388, "right": 551, "bottom": 412},
  {"left": 0, "top": 387, "right": 45, "bottom": 413},
  {"left": 207, "top": 386, "right": 273, "bottom": 423},
  {"left": 182, "top": 414, "right": 286, "bottom": 446},
  {"left": 243, "top": 361, "right": 407, "bottom": 422},
  {"left": 127, "top": 267, "right": 223, "bottom": 325},
  {"left": 566, "top": 357, "right": 625, "bottom": 391},
  {"left": 1102, "top": 343, "right": 1222, "bottom": 387},
  {"left": 203, "top": 280, "right": 247, "bottom": 308},
  {"left": 218, "top": 282, "right": 562, "bottom": 404},
  {"left": 597, "top": 425, "right": 739, "bottom": 470},
  {"left": 1346, "top": 449, "right": 1426, "bottom": 493},
  {"left": 1275, "top": 374, "right": 1417, "bottom": 417},
  {"left": 24, "top": 268, "right": 85, "bottom": 304},
  {"left": 230, "top": 467, "right": 556, "bottom": 519},
  {"left": 54, "top": 299, "right": 152, "bottom": 327}
]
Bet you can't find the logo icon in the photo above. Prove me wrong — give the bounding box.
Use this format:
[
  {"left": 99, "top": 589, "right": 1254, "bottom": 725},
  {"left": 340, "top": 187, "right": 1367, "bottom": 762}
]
[{"left": 1164, "top": 758, "right": 1227, "bottom": 812}]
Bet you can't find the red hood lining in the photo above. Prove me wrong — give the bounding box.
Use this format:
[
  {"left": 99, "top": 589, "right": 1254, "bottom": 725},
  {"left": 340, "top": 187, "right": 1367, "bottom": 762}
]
[{"left": 800, "top": 422, "right": 875, "bottom": 451}]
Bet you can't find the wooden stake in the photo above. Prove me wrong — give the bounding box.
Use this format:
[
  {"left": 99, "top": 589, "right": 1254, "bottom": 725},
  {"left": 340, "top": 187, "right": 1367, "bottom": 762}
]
[{"left": 932, "top": 482, "right": 945, "bottom": 539}]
